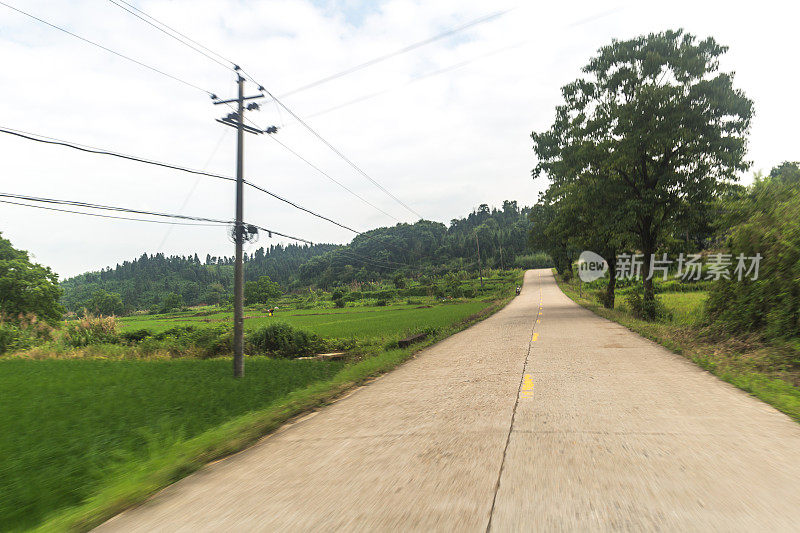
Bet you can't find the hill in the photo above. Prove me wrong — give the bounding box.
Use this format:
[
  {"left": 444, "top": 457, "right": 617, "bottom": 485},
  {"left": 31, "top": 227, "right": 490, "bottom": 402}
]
[{"left": 60, "top": 200, "right": 551, "bottom": 313}]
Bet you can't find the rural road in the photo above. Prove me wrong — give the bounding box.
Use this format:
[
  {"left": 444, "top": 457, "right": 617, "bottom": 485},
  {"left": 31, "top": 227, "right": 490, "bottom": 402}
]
[{"left": 98, "top": 269, "right": 800, "bottom": 531}]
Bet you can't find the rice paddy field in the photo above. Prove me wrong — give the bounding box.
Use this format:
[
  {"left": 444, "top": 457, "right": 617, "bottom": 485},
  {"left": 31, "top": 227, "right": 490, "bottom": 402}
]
[
  {"left": 119, "top": 299, "right": 492, "bottom": 340},
  {"left": 0, "top": 357, "right": 346, "bottom": 531}
]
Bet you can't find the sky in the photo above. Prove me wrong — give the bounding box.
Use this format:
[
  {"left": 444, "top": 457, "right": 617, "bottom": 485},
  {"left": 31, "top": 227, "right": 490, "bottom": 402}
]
[{"left": 1, "top": 0, "right": 798, "bottom": 278}]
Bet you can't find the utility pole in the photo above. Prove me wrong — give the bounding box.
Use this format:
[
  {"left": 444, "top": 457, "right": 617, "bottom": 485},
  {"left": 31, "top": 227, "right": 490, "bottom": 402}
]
[
  {"left": 213, "top": 68, "right": 275, "bottom": 378},
  {"left": 475, "top": 231, "right": 483, "bottom": 288}
]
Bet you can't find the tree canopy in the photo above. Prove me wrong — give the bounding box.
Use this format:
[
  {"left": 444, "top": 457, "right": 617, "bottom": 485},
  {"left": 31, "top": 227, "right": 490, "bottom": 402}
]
[
  {"left": 0, "top": 233, "right": 63, "bottom": 324},
  {"left": 532, "top": 29, "right": 753, "bottom": 316}
]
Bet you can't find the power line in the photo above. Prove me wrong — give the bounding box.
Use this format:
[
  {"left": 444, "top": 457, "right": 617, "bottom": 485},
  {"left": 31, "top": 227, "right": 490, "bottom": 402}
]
[
  {"left": 245, "top": 179, "right": 360, "bottom": 233},
  {"left": 306, "top": 41, "right": 529, "bottom": 119},
  {"left": 0, "top": 192, "right": 231, "bottom": 224},
  {"left": 0, "top": 1, "right": 215, "bottom": 96},
  {"left": 248, "top": 224, "right": 314, "bottom": 246},
  {"left": 105, "top": 0, "right": 233, "bottom": 71},
  {"left": 0, "top": 126, "right": 360, "bottom": 234},
  {"left": 267, "top": 134, "right": 399, "bottom": 222},
  {"left": 0, "top": 199, "right": 226, "bottom": 226},
  {"left": 33, "top": 0, "right": 430, "bottom": 221},
  {"left": 263, "top": 8, "right": 514, "bottom": 99},
  {"left": 0, "top": 127, "right": 234, "bottom": 182},
  {"left": 157, "top": 128, "right": 230, "bottom": 250},
  {"left": 1, "top": 192, "right": 319, "bottom": 246},
  {"left": 262, "top": 89, "right": 425, "bottom": 220}
]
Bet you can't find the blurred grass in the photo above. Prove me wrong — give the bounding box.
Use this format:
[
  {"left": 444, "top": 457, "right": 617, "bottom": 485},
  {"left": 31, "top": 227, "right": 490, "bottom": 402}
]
[{"left": 0, "top": 358, "right": 345, "bottom": 531}]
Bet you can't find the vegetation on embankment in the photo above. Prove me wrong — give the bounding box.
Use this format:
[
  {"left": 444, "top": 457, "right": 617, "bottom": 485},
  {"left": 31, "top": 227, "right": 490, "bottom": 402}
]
[
  {"left": 2, "top": 271, "right": 522, "bottom": 532},
  {"left": 556, "top": 274, "right": 800, "bottom": 423}
]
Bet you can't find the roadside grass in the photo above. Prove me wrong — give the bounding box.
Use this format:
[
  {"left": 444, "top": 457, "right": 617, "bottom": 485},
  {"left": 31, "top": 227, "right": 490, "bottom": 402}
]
[
  {"left": 11, "top": 273, "right": 521, "bottom": 532},
  {"left": 557, "top": 274, "right": 800, "bottom": 422}
]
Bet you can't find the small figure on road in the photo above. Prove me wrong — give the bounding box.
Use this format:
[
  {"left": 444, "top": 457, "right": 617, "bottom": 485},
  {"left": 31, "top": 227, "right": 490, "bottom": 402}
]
[{"left": 515, "top": 286, "right": 521, "bottom": 295}]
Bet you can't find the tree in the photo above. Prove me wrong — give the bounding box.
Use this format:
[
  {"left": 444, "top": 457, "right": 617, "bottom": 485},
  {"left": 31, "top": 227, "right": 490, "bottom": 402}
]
[
  {"left": 86, "top": 289, "right": 124, "bottom": 316},
  {"left": 244, "top": 275, "right": 282, "bottom": 305},
  {"left": 527, "top": 199, "right": 575, "bottom": 279},
  {"left": 0, "top": 233, "right": 62, "bottom": 324},
  {"left": 159, "top": 292, "right": 184, "bottom": 314},
  {"left": 532, "top": 29, "right": 752, "bottom": 317},
  {"left": 204, "top": 282, "right": 228, "bottom": 305}
]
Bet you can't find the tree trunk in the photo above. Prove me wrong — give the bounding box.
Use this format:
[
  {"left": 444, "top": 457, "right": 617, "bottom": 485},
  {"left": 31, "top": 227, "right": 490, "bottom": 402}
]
[
  {"left": 641, "top": 242, "right": 656, "bottom": 319},
  {"left": 604, "top": 254, "right": 617, "bottom": 309}
]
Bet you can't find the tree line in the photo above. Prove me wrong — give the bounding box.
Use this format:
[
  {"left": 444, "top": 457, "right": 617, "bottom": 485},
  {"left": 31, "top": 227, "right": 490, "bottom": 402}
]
[{"left": 58, "top": 200, "right": 550, "bottom": 314}]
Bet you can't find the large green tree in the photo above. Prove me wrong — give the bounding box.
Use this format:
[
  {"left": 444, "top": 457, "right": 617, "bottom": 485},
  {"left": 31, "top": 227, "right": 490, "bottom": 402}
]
[
  {"left": 244, "top": 275, "right": 282, "bottom": 305},
  {"left": 0, "top": 233, "right": 62, "bottom": 324},
  {"left": 532, "top": 29, "right": 753, "bottom": 316}
]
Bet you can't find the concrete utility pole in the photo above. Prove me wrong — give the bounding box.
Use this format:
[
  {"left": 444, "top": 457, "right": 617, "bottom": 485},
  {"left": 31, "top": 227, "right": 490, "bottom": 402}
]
[
  {"left": 213, "top": 69, "right": 272, "bottom": 377},
  {"left": 233, "top": 74, "right": 246, "bottom": 378}
]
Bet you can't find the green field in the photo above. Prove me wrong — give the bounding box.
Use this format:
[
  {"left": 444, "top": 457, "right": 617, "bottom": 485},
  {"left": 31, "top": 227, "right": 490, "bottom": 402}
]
[
  {"left": 1, "top": 271, "right": 521, "bottom": 531},
  {"left": 0, "top": 357, "right": 345, "bottom": 531},
  {"left": 119, "top": 300, "right": 492, "bottom": 341}
]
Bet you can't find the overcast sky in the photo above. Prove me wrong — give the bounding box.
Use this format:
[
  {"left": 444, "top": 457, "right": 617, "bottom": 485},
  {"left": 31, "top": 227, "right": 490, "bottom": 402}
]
[{"left": 1, "top": 0, "right": 797, "bottom": 278}]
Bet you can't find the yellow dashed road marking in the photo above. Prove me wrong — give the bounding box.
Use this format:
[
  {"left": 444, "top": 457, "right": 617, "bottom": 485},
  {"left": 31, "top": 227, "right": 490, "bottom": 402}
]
[
  {"left": 521, "top": 374, "right": 534, "bottom": 398},
  {"left": 532, "top": 333, "right": 539, "bottom": 342}
]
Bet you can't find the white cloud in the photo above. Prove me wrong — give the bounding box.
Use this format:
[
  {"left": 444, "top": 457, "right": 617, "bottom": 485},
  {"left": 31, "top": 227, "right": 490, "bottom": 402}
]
[{"left": 0, "top": 0, "right": 797, "bottom": 277}]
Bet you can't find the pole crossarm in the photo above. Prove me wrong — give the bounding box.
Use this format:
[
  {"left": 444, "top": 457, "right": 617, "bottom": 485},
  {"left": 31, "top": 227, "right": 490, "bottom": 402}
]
[{"left": 212, "top": 94, "right": 265, "bottom": 105}]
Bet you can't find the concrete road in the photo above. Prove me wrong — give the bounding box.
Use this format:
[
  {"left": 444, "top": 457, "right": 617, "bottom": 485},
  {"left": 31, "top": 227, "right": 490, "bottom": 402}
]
[{"left": 98, "top": 269, "right": 800, "bottom": 531}]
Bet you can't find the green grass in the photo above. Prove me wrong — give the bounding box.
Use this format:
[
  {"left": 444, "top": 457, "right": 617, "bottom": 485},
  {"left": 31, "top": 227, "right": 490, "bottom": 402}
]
[
  {"left": 119, "top": 300, "right": 491, "bottom": 340},
  {"left": 613, "top": 290, "right": 708, "bottom": 326},
  {"left": 556, "top": 274, "right": 800, "bottom": 423},
  {"left": 0, "top": 357, "right": 345, "bottom": 531},
  {"left": 4, "top": 271, "right": 522, "bottom": 532}
]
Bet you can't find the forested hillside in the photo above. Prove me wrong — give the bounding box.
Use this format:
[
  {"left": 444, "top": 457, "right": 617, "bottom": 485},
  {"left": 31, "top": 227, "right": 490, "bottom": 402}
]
[{"left": 61, "top": 200, "right": 550, "bottom": 313}]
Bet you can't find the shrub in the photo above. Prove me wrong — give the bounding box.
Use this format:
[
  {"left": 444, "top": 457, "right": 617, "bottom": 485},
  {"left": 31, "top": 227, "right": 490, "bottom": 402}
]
[
  {"left": 705, "top": 166, "right": 800, "bottom": 341},
  {"left": 400, "top": 286, "right": 430, "bottom": 297},
  {"left": 0, "top": 323, "right": 36, "bottom": 354},
  {"left": 331, "top": 289, "right": 346, "bottom": 301},
  {"left": 247, "top": 323, "right": 319, "bottom": 357},
  {"left": 62, "top": 314, "right": 120, "bottom": 347},
  {"left": 593, "top": 290, "right": 616, "bottom": 309},
  {"left": 626, "top": 290, "right": 672, "bottom": 321},
  {"left": 376, "top": 299, "right": 388, "bottom": 307},
  {"left": 333, "top": 297, "right": 346, "bottom": 308},
  {"left": 120, "top": 328, "right": 153, "bottom": 343},
  {"left": 370, "top": 289, "right": 397, "bottom": 300}
]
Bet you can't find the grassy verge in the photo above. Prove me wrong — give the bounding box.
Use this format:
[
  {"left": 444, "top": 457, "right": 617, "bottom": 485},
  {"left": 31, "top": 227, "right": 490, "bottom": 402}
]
[
  {"left": 555, "top": 273, "right": 800, "bottom": 423},
  {"left": 29, "top": 283, "right": 519, "bottom": 532}
]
